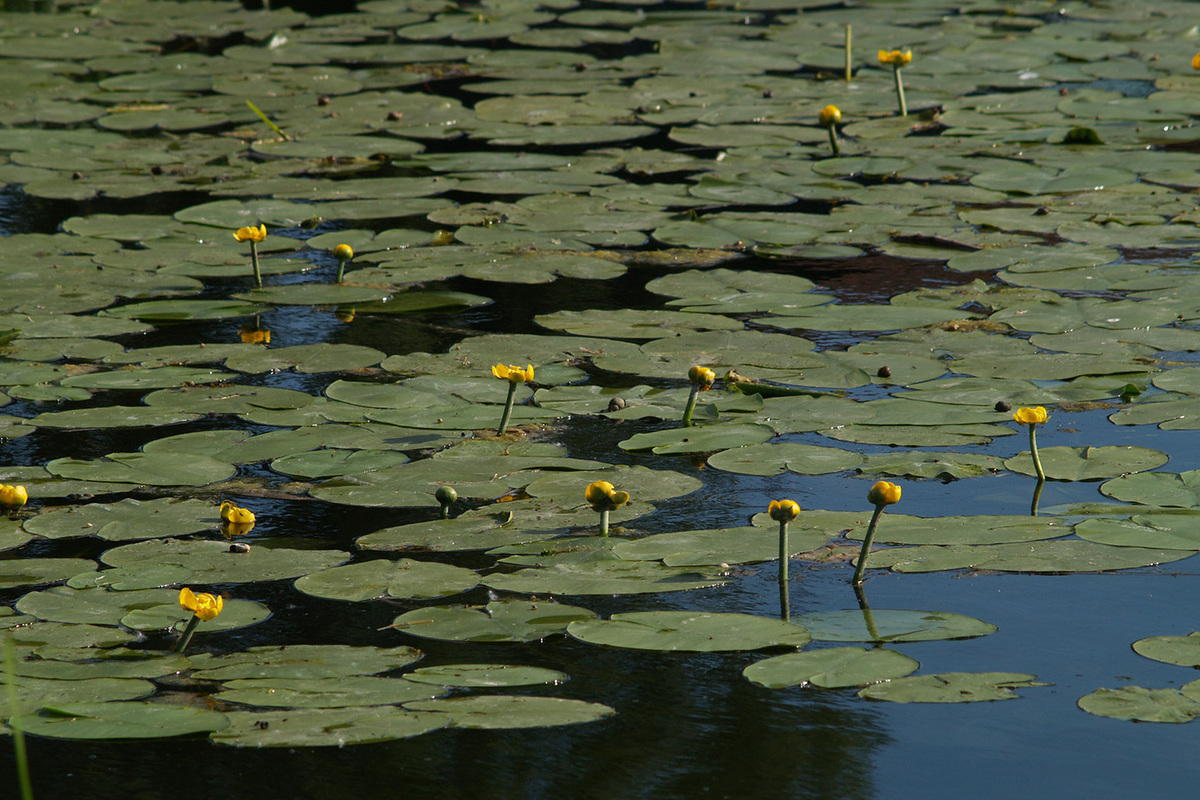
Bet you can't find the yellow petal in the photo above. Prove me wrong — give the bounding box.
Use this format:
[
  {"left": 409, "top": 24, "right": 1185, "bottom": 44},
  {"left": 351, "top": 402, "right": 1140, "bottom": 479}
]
[
  {"left": 179, "top": 586, "right": 198, "bottom": 611},
  {"left": 868, "top": 481, "right": 902, "bottom": 506},
  {"left": 333, "top": 243, "right": 354, "bottom": 261}
]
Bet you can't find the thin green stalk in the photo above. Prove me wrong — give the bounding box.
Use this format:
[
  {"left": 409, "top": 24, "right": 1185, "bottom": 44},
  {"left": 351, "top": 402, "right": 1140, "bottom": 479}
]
[
  {"left": 335, "top": 258, "right": 348, "bottom": 283},
  {"left": 844, "top": 25, "right": 852, "bottom": 81},
  {"left": 826, "top": 125, "right": 841, "bottom": 157},
  {"left": 852, "top": 505, "right": 886, "bottom": 586},
  {"left": 599, "top": 507, "right": 610, "bottom": 537},
  {"left": 497, "top": 382, "right": 518, "bottom": 434},
  {"left": 892, "top": 66, "right": 907, "bottom": 116},
  {"left": 681, "top": 385, "right": 700, "bottom": 426},
  {"left": 1028, "top": 424, "right": 1045, "bottom": 482},
  {"left": 244, "top": 99, "right": 289, "bottom": 141},
  {"left": 4, "top": 636, "right": 33, "bottom": 800},
  {"left": 853, "top": 584, "right": 881, "bottom": 642},
  {"left": 249, "top": 241, "right": 262, "bottom": 289},
  {"left": 778, "top": 519, "right": 790, "bottom": 620},
  {"left": 172, "top": 614, "right": 201, "bottom": 654}
]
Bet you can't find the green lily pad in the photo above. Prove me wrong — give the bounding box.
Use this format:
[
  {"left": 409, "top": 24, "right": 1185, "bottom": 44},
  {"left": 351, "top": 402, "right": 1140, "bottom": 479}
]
[
  {"left": 212, "top": 707, "right": 446, "bottom": 747},
  {"left": 121, "top": 597, "right": 271, "bottom": 635},
  {"left": 707, "top": 442, "right": 864, "bottom": 476},
  {"left": 404, "top": 664, "right": 567, "bottom": 688},
  {"left": 859, "top": 673, "right": 1045, "bottom": 703},
  {"left": 864, "top": 540, "right": 1194, "bottom": 574},
  {"left": 1004, "top": 446, "right": 1168, "bottom": 480},
  {"left": 404, "top": 695, "right": 615, "bottom": 730},
  {"left": 1101, "top": 471, "right": 1200, "bottom": 507},
  {"left": 3, "top": 676, "right": 153, "bottom": 711},
  {"left": 190, "top": 645, "right": 422, "bottom": 681},
  {"left": 844, "top": 514, "right": 1071, "bottom": 546},
  {"left": 100, "top": 539, "right": 348, "bottom": 584},
  {"left": 389, "top": 599, "right": 597, "bottom": 644},
  {"left": 744, "top": 647, "right": 920, "bottom": 689},
  {"left": 566, "top": 611, "right": 810, "bottom": 652},
  {"left": 1076, "top": 514, "right": 1200, "bottom": 550},
  {"left": 9, "top": 701, "right": 228, "bottom": 740},
  {"left": 857, "top": 451, "right": 1007, "bottom": 480},
  {"left": 617, "top": 423, "right": 776, "bottom": 454},
  {"left": 45, "top": 452, "right": 235, "bottom": 487},
  {"left": 795, "top": 610, "right": 997, "bottom": 643},
  {"left": 1077, "top": 686, "right": 1200, "bottom": 723},
  {"left": 294, "top": 558, "right": 480, "bottom": 602},
  {"left": 1132, "top": 632, "right": 1200, "bottom": 668},
  {"left": 0, "top": 558, "right": 97, "bottom": 590},
  {"left": 482, "top": 554, "right": 728, "bottom": 596},
  {"left": 24, "top": 498, "right": 216, "bottom": 542},
  {"left": 217, "top": 676, "right": 444, "bottom": 709},
  {"left": 611, "top": 523, "right": 837, "bottom": 567}
]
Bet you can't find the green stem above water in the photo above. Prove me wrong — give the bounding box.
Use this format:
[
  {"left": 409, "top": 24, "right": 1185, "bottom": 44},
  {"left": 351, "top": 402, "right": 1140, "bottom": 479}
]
[{"left": 852, "top": 505, "right": 887, "bottom": 586}]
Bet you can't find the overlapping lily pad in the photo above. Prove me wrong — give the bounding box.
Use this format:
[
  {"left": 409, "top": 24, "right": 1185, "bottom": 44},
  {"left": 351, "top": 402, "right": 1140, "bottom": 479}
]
[
  {"left": 858, "top": 673, "right": 1046, "bottom": 703},
  {"left": 744, "top": 647, "right": 920, "bottom": 689},
  {"left": 295, "top": 558, "right": 480, "bottom": 602},
  {"left": 567, "top": 611, "right": 811, "bottom": 652},
  {"left": 389, "top": 599, "right": 597, "bottom": 644}
]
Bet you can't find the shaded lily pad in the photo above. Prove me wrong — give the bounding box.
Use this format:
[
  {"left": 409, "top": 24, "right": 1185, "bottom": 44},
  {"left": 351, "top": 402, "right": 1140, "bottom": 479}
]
[
  {"left": 9, "top": 701, "right": 229, "bottom": 739},
  {"left": 858, "top": 673, "right": 1045, "bottom": 703},
  {"left": 45, "top": 453, "right": 235, "bottom": 487},
  {"left": 217, "top": 677, "right": 444, "bottom": 709},
  {"left": 212, "top": 707, "right": 446, "bottom": 747},
  {"left": 24, "top": 498, "right": 216, "bottom": 542},
  {"left": 404, "top": 695, "right": 615, "bottom": 730},
  {"left": 744, "top": 647, "right": 920, "bottom": 689},
  {"left": 0, "top": 558, "right": 97, "bottom": 590},
  {"left": 190, "top": 645, "right": 422, "bottom": 681},
  {"left": 404, "top": 664, "right": 567, "bottom": 688}
]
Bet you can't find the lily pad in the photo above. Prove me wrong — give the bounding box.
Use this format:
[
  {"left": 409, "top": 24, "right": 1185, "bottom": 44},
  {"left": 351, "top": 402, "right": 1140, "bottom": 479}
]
[
  {"left": 212, "top": 707, "right": 446, "bottom": 747},
  {"left": 294, "top": 558, "right": 480, "bottom": 602},
  {"left": 389, "top": 599, "right": 597, "bottom": 644},
  {"left": 45, "top": 453, "right": 235, "bottom": 487},
  {"left": 404, "top": 695, "right": 615, "bottom": 730},
  {"left": 795, "top": 610, "right": 997, "bottom": 643},
  {"left": 1004, "top": 446, "right": 1168, "bottom": 480},
  {"left": 1077, "top": 686, "right": 1200, "bottom": 723},
  {"left": 217, "top": 676, "right": 444, "bottom": 709},
  {"left": 24, "top": 498, "right": 216, "bottom": 542},
  {"left": 865, "top": 540, "right": 1194, "bottom": 574},
  {"left": 100, "top": 539, "right": 348, "bottom": 584},
  {"left": 403, "top": 663, "right": 567, "bottom": 688},
  {"left": 744, "top": 647, "right": 920, "bottom": 689},
  {"left": 9, "top": 701, "right": 229, "bottom": 740},
  {"left": 859, "top": 673, "right": 1045, "bottom": 703},
  {"left": 190, "top": 645, "right": 422, "bottom": 681},
  {"left": 1132, "top": 632, "right": 1200, "bottom": 668}
]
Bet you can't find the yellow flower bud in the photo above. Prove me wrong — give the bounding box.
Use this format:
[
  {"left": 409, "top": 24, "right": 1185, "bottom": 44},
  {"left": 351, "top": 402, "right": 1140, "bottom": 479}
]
[
  {"left": 179, "top": 587, "right": 224, "bottom": 622},
  {"left": 768, "top": 499, "right": 800, "bottom": 522},
  {"left": 688, "top": 365, "right": 716, "bottom": 390},
  {"left": 0, "top": 484, "right": 28, "bottom": 511},
  {"left": 1012, "top": 406, "right": 1049, "bottom": 426},
  {"left": 878, "top": 48, "right": 913, "bottom": 66},
  {"left": 233, "top": 224, "right": 267, "bottom": 243},
  {"left": 868, "top": 481, "right": 902, "bottom": 507},
  {"left": 585, "top": 480, "right": 628, "bottom": 511},
  {"left": 818, "top": 105, "right": 841, "bottom": 127},
  {"left": 1192, "top": 53, "right": 1200, "bottom": 70},
  {"left": 333, "top": 244, "right": 354, "bottom": 261},
  {"left": 492, "top": 363, "right": 534, "bottom": 384},
  {"left": 220, "top": 501, "right": 256, "bottom": 524}
]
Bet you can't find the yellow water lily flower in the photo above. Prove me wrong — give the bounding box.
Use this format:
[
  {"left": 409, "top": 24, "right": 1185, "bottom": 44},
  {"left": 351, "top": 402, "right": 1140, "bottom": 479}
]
[
  {"left": 585, "top": 480, "right": 629, "bottom": 512},
  {"left": 333, "top": 244, "right": 354, "bottom": 261},
  {"left": 239, "top": 326, "right": 270, "bottom": 345},
  {"left": 867, "top": 480, "right": 902, "bottom": 506},
  {"left": 0, "top": 484, "right": 28, "bottom": 511},
  {"left": 1192, "top": 53, "right": 1200, "bottom": 70},
  {"left": 768, "top": 499, "right": 801, "bottom": 522},
  {"left": 878, "top": 48, "right": 912, "bottom": 66},
  {"left": 688, "top": 365, "right": 716, "bottom": 390},
  {"left": 179, "top": 587, "right": 224, "bottom": 622},
  {"left": 220, "top": 501, "right": 256, "bottom": 524},
  {"left": 233, "top": 224, "right": 267, "bottom": 243},
  {"left": 492, "top": 363, "right": 535, "bottom": 384},
  {"left": 1013, "top": 406, "right": 1048, "bottom": 425},
  {"left": 818, "top": 105, "right": 841, "bottom": 126}
]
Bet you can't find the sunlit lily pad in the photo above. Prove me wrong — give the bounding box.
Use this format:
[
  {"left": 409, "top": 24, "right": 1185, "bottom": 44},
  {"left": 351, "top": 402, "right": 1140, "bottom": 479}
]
[
  {"left": 1075, "top": 514, "right": 1200, "bottom": 550},
  {"left": 217, "top": 676, "right": 444, "bottom": 709},
  {"left": 0, "top": 558, "right": 96, "bottom": 590},
  {"left": 795, "top": 610, "right": 997, "bottom": 643},
  {"left": 611, "top": 523, "right": 835, "bottom": 567},
  {"left": 24, "top": 498, "right": 215, "bottom": 542},
  {"left": 744, "top": 647, "right": 920, "bottom": 689},
  {"left": 858, "top": 673, "right": 1045, "bottom": 703},
  {"left": 1077, "top": 686, "right": 1200, "bottom": 723},
  {"left": 567, "top": 611, "right": 809, "bottom": 652},
  {"left": 707, "top": 442, "right": 863, "bottom": 476},
  {"left": 404, "top": 664, "right": 567, "bottom": 688},
  {"left": 1004, "top": 446, "right": 1168, "bottom": 480},
  {"left": 1132, "top": 632, "right": 1200, "bottom": 668},
  {"left": 617, "top": 423, "right": 775, "bottom": 454},
  {"left": 100, "top": 539, "right": 348, "bottom": 584},
  {"left": 1100, "top": 471, "right": 1200, "bottom": 507},
  {"left": 864, "top": 541, "right": 1194, "bottom": 574},
  {"left": 389, "top": 599, "right": 597, "bottom": 643},
  {"left": 189, "top": 645, "right": 422, "bottom": 681},
  {"left": 295, "top": 558, "right": 479, "bottom": 602},
  {"left": 483, "top": 556, "right": 729, "bottom": 596},
  {"left": 45, "top": 453, "right": 236, "bottom": 487}
]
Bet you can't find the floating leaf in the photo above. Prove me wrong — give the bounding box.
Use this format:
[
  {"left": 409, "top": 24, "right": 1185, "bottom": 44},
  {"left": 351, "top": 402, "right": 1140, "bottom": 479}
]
[
  {"left": 858, "top": 673, "right": 1045, "bottom": 703},
  {"left": 217, "top": 677, "right": 444, "bottom": 709},
  {"left": 46, "top": 453, "right": 235, "bottom": 487},
  {"left": 190, "top": 645, "right": 422, "bottom": 681},
  {"left": 566, "top": 611, "right": 810, "bottom": 652},
  {"left": 404, "top": 695, "right": 615, "bottom": 730},
  {"left": 9, "top": 702, "right": 228, "bottom": 740},
  {"left": 404, "top": 664, "right": 567, "bottom": 688},
  {"left": 744, "top": 647, "right": 920, "bottom": 689},
  {"left": 295, "top": 558, "right": 480, "bottom": 602},
  {"left": 212, "top": 707, "right": 446, "bottom": 747},
  {"left": 1132, "top": 632, "right": 1200, "bottom": 668},
  {"left": 1077, "top": 686, "right": 1200, "bottom": 723},
  {"left": 1004, "top": 446, "right": 1168, "bottom": 480},
  {"left": 864, "top": 540, "right": 1193, "bottom": 574},
  {"left": 795, "top": 610, "right": 997, "bottom": 643},
  {"left": 389, "top": 599, "right": 597, "bottom": 644}
]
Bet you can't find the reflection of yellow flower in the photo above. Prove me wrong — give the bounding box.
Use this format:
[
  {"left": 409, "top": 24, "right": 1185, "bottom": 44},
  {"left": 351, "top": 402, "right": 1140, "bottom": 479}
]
[
  {"left": 492, "top": 363, "right": 534, "bottom": 384},
  {"left": 333, "top": 244, "right": 354, "bottom": 261},
  {"left": 239, "top": 327, "right": 270, "bottom": 344},
  {"left": 1013, "top": 406, "right": 1048, "bottom": 425},
  {"left": 0, "top": 484, "right": 28, "bottom": 511},
  {"left": 878, "top": 49, "right": 912, "bottom": 66},
  {"left": 585, "top": 480, "right": 630, "bottom": 512},
  {"left": 768, "top": 499, "right": 800, "bottom": 522},
  {"left": 1192, "top": 54, "right": 1200, "bottom": 70},
  {"left": 867, "top": 481, "right": 902, "bottom": 506},
  {"left": 222, "top": 520, "right": 255, "bottom": 539},
  {"left": 688, "top": 365, "right": 716, "bottom": 390},
  {"left": 818, "top": 105, "right": 841, "bottom": 126},
  {"left": 220, "top": 501, "right": 256, "bottom": 524},
  {"left": 233, "top": 224, "right": 267, "bottom": 243},
  {"left": 179, "top": 587, "right": 223, "bottom": 621}
]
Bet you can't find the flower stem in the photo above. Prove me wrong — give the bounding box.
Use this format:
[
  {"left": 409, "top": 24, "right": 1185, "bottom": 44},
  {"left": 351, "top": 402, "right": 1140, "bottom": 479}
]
[
  {"left": 172, "top": 614, "right": 201, "bottom": 654},
  {"left": 853, "top": 584, "right": 881, "bottom": 642},
  {"left": 778, "top": 519, "right": 790, "bottom": 620},
  {"left": 826, "top": 124, "right": 841, "bottom": 156},
  {"left": 498, "top": 382, "right": 517, "bottom": 434},
  {"left": 335, "top": 258, "right": 347, "bottom": 283},
  {"left": 892, "top": 65, "right": 907, "bottom": 116},
  {"left": 681, "top": 385, "right": 700, "bottom": 426},
  {"left": 4, "top": 637, "right": 33, "bottom": 800},
  {"left": 844, "top": 25, "right": 852, "bottom": 81},
  {"left": 249, "top": 241, "right": 262, "bottom": 289},
  {"left": 599, "top": 507, "right": 610, "bottom": 537},
  {"left": 1028, "top": 424, "right": 1045, "bottom": 482},
  {"left": 852, "top": 505, "right": 886, "bottom": 586}
]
